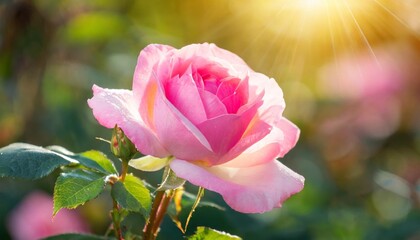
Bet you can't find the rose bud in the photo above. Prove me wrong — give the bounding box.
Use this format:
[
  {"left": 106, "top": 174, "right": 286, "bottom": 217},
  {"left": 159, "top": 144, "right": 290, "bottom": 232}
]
[{"left": 110, "top": 125, "right": 137, "bottom": 161}]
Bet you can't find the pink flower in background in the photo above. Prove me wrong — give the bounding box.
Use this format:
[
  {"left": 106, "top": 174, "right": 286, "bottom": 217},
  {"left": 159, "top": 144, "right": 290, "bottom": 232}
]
[
  {"left": 318, "top": 46, "right": 410, "bottom": 139},
  {"left": 88, "top": 43, "right": 304, "bottom": 213},
  {"left": 8, "top": 191, "right": 89, "bottom": 240},
  {"left": 319, "top": 49, "right": 403, "bottom": 101}
]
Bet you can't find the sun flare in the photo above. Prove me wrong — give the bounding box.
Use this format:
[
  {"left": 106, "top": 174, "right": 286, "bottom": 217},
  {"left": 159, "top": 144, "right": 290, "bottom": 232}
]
[
  {"left": 297, "top": 0, "right": 326, "bottom": 9},
  {"left": 236, "top": 0, "right": 413, "bottom": 80}
]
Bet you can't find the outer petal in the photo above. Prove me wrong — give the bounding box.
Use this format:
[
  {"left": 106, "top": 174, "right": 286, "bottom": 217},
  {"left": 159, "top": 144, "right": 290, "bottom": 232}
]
[
  {"left": 134, "top": 44, "right": 175, "bottom": 129},
  {"left": 223, "top": 117, "right": 300, "bottom": 168},
  {"left": 170, "top": 159, "right": 304, "bottom": 213},
  {"left": 220, "top": 119, "right": 272, "bottom": 166},
  {"left": 177, "top": 43, "right": 250, "bottom": 78},
  {"left": 276, "top": 117, "right": 300, "bottom": 157},
  {"left": 248, "top": 72, "right": 286, "bottom": 123},
  {"left": 132, "top": 44, "right": 174, "bottom": 99},
  {"left": 87, "top": 85, "right": 169, "bottom": 157}
]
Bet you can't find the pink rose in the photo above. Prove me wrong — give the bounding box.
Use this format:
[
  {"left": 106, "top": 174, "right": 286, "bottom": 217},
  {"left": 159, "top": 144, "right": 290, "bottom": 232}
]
[
  {"left": 8, "top": 191, "right": 89, "bottom": 240},
  {"left": 88, "top": 43, "right": 304, "bottom": 213}
]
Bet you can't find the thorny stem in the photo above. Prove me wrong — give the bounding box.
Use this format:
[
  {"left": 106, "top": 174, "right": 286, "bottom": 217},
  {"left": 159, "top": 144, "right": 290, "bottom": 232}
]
[
  {"left": 151, "top": 190, "right": 174, "bottom": 238},
  {"left": 143, "top": 190, "right": 165, "bottom": 240},
  {"left": 112, "top": 199, "right": 123, "bottom": 240},
  {"left": 107, "top": 160, "right": 128, "bottom": 240}
]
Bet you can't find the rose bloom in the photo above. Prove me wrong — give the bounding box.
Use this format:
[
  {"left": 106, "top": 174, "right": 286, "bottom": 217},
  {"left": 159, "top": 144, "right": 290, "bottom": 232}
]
[
  {"left": 88, "top": 43, "right": 304, "bottom": 213},
  {"left": 7, "top": 191, "right": 89, "bottom": 240}
]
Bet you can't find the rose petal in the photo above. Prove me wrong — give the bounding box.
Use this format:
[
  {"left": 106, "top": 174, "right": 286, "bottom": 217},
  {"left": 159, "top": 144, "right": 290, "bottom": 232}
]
[
  {"left": 247, "top": 72, "right": 286, "bottom": 122},
  {"left": 224, "top": 117, "right": 300, "bottom": 168},
  {"left": 221, "top": 77, "right": 249, "bottom": 114},
  {"left": 132, "top": 44, "right": 174, "bottom": 100},
  {"left": 216, "top": 77, "right": 240, "bottom": 101},
  {"left": 223, "top": 143, "right": 281, "bottom": 168},
  {"left": 164, "top": 74, "right": 207, "bottom": 124},
  {"left": 177, "top": 43, "right": 250, "bottom": 79},
  {"left": 170, "top": 159, "right": 304, "bottom": 213},
  {"left": 153, "top": 86, "right": 215, "bottom": 161},
  {"left": 220, "top": 119, "right": 272, "bottom": 166},
  {"left": 276, "top": 117, "right": 300, "bottom": 157},
  {"left": 206, "top": 43, "right": 250, "bottom": 71},
  {"left": 134, "top": 44, "right": 175, "bottom": 130},
  {"left": 203, "top": 75, "right": 220, "bottom": 94},
  {"left": 198, "top": 89, "right": 227, "bottom": 119},
  {"left": 197, "top": 98, "right": 262, "bottom": 164},
  {"left": 87, "top": 85, "right": 169, "bottom": 157}
]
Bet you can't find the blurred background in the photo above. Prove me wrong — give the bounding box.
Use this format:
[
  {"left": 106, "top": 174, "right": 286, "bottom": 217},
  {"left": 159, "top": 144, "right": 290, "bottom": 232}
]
[{"left": 1, "top": 0, "right": 419, "bottom": 239}]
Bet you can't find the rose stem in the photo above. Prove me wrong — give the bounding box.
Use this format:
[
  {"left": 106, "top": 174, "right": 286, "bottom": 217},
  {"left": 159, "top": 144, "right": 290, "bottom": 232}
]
[
  {"left": 120, "top": 160, "right": 129, "bottom": 182},
  {"left": 151, "top": 190, "right": 174, "bottom": 238},
  {"left": 112, "top": 199, "right": 123, "bottom": 240},
  {"left": 143, "top": 190, "right": 165, "bottom": 240},
  {"left": 110, "top": 159, "right": 128, "bottom": 240}
]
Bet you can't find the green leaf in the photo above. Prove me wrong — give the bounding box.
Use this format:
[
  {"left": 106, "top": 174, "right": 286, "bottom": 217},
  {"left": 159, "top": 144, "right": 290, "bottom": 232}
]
[
  {"left": 41, "top": 233, "right": 111, "bottom": 240},
  {"left": 0, "top": 143, "right": 77, "bottom": 180},
  {"left": 75, "top": 150, "right": 117, "bottom": 174},
  {"left": 47, "top": 146, "right": 117, "bottom": 174},
  {"left": 111, "top": 174, "right": 152, "bottom": 218},
  {"left": 53, "top": 169, "right": 107, "bottom": 215},
  {"left": 188, "top": 227, "right": 242, "bottom": 240},
  {"left": 157, "top": 167, "right": 186, "bottom": 191},
  {"left": 46, "top": 145, "right": 75, "bottom": 155}
]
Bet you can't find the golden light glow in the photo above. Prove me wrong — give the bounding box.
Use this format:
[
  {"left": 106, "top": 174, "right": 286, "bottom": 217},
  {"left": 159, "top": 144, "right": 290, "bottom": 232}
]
[
  {"left": 258, "top": 0, "right": 374, "bottom": 37},
  {"left": 296, "top": 0, "right": 326, "bottom": 10},
  {"left": 234, "top": 0, "right": 411, "bottom": 80}
]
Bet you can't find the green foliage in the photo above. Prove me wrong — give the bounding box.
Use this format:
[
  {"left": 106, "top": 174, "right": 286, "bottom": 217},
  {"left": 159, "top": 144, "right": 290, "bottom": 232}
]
[
  {"left": 47, "top": 146, "right": 117, "bottom": 174},
  {"left": 0, "top": 143, "right": 77, "bottom": 180},
  {"left": 75, "top": 150, "right": 117, "bottom": 174},
  {"left": 53, "top": 169, "right": 107, "bottom": 215},
  {"left": 62, "top": 12, "right": 126, "bottom": 44},
  {"left": 41, "top": 233, "right": 111, "bottom": 240},
  {"left": 111, "top": 174, "right": 152, "bottom": 218},
  {"left": 188, "top": 227, "right": 242, "bottom": 240}
]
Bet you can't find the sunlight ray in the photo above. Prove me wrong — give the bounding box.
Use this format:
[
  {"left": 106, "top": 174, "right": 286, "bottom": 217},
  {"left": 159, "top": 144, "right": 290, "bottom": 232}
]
[
  {"left": 372, "top": 0, "right": 412, "bottom": 31},
  {"left": 289, "top": 3, "right": 308, "bottom": 82},
  {"left": 341, "top": 0, "right": 381, "bottom": 68},
  {"left": 333, "top": 0, "right": 357, "bottom": 55},
  {"left": 333, "top": 0, "right": 365, "bottom": 87},
  {"left": 250, "top": 1, "right": 291, "bottom": 75},
  {"left": 326, "top": 1, "right": 338, "bottom": 68},
  {"left": 198, "top": 2, "right": 252, "bottom": 43}
]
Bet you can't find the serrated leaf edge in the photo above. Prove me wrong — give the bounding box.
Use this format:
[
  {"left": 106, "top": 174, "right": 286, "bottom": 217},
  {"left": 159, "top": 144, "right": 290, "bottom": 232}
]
[{"left": 53, "top": 174, "right": 108, "bottom": 216}]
